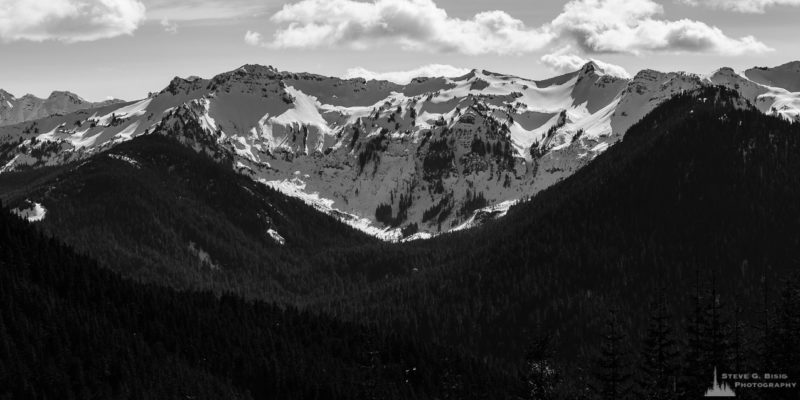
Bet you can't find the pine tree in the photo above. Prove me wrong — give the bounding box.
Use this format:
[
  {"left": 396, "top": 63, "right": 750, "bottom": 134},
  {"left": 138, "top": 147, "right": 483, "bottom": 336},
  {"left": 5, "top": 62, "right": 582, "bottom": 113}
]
[
  {"left": 637, "top": 293, "right": 678, "bottom": 400},
  {"left": 593, "top": 310, "right": 632, "bottom": 400},
  {"left": 729, "top": 301, "right": 747, "bottom": 373},
  {"left": 703, "top": 272, "right": 730, "bottom": 374},
  {"left": 681, "top": 268, "right": 707, "bottom": 397}
]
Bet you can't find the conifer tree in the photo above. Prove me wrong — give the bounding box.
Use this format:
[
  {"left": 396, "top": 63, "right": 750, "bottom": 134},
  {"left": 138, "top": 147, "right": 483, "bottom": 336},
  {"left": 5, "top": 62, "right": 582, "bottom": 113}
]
[
  {"left": 593, "top": 310, "right": 632, "bottom": 400},
  {"left": 681, "top": 268, "right": 707, "bottom": 397},
  {"left": 637, "top": 292, "right": 678, "bottom": 400},
  {"left": 703, "top": 273, "right": 731, "bottom": 374}
]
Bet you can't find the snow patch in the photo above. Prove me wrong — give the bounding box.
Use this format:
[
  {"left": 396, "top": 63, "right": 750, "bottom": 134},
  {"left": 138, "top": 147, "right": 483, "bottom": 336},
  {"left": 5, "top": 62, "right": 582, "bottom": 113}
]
[
  {"left": 267, "top": 228, "right": 286, "bottom": 245},
  {"left": 12, "top": 201, "right": 47, "bottom": 222},
  {"left": 107, "top": 153, "right": 141, "bottom": 169},
  {"left": 94, "top": 98, "right": 152, "bottom": 126},
  {"left": 451, "top": 200, "right": 516, "bottom": 232},
  {"left": 402, "top": 232, "right": 433, "bottom": 242},
  {"left": 272, "top": 86, "right": 332, "bottom": 134}
]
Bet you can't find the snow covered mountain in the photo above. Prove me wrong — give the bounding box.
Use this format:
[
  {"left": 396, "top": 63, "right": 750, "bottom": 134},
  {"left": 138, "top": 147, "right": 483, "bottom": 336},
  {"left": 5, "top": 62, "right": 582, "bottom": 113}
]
[
  {"left": 0, "top": 89, "right": 124, "bottom": 127},
  {"left": 1, "top": 62, "right": 798, "bottom": 239}
]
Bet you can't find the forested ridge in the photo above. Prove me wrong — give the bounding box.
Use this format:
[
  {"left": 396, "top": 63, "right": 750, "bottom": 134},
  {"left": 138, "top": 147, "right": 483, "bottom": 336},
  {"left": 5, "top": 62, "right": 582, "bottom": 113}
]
[
  {"left": 1, "top": 86, "right": 800, "bottom": 399},
  {"left": 0, "top": 202, "right": 519, "bottom": 399},
  {"left": 0, "top": 134, "right": 401, "bottom": 304}
]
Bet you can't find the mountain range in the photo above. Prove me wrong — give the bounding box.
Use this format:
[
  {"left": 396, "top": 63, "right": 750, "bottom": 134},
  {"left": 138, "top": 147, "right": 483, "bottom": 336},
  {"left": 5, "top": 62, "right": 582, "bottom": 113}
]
[
  {"left": 1, "top": 61, "right": 798, "bottom": 241},
  {"left": 0, "top": 89, "right": 124, "bottom": 127}
]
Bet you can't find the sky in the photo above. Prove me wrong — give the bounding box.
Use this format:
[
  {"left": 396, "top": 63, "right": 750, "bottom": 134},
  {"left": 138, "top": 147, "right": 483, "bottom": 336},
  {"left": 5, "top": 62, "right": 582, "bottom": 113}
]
[{"left": 0, "top": 0, "right": 799, "bottom": 101}]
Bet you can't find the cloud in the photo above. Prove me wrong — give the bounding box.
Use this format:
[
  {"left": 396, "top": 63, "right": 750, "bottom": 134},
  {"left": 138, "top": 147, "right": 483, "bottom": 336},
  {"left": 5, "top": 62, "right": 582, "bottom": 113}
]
[
  {"left": 680, "top": 0, "right": 800, "bottom": 13},
  {"left": 261, "top": 0, "right": 771, "bottom": 56},
  {"left": 160, "top": 18, "right": 178, "bottom": 34},
  {"left": 244, "top": 30, "right": 263, "bottom": 46},
  {"left": 343, "top": 64, "right": 471, "bottom": 83},
  {"left": 540, "top": 53, "right": 589, "bottom": 74},
  {"left": 549, "top": 0, "right": 772, "bottom": 55},
  {"left": 0, "top": 0, "right": 146, "bottom": 42},
  {"left": 266, "top": 0, "right": 552, "bottom": 55},
  {"left": 540, "top": 50, "right": 631, "bottom": 79}
]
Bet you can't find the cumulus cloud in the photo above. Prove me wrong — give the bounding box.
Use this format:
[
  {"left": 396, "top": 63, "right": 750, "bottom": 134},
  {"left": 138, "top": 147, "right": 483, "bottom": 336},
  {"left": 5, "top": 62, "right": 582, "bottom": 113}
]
[
  {"left": 244, "top": 30, "right": 264, "bottom": 46},
  {"left": 0, "top": 0, "right": 146, "bottom": 42},
  {"left": 343, "top": 64, "right": 471, "bottom": 84},
  {"left": 259, "top": 0, "right": 772, "bottom": 56},
  {"left": 540, "top": 50, "right": 631, "bottom": 79},
  {"left": 549, "top": 0, "right": 772, "bottom": 55},
  {"left": 266, "top": 0, "right": 552, "bottom": 55},
  {"left": 680, "top": 0, "right": 800, "bottom": 13}
]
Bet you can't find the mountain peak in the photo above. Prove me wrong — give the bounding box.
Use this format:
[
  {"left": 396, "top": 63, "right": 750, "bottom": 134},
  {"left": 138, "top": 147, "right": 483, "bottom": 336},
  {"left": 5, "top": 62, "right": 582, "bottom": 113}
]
[
  {"left": 579, "top": 61, "right": 600, "bottom": 75},
  {"left": 711, "top": 66, "right": 737, "bottom": 75},
  {"left": 0, "top": 89, "right": 14, "bottom": 100},
  {"left": 48, "top": 90, "right": 85, "bottom": 101},
  {"left": 631, "top": 68, "right": 667, "bottom": 81},
  {"left": 753, "top": 60, "right": 800, "bottom": 71},
  {"left": 450, "top": 69, "right": 480, "bottom": 82},
  {"left": 744, "top": 60, "right": 800, "bottom": 92},
  {"left": 236, "top": 64, "right": 279, "bottom": 76},
  {"left": 575, "top": 60, "right": 634, "bottom": 80}
]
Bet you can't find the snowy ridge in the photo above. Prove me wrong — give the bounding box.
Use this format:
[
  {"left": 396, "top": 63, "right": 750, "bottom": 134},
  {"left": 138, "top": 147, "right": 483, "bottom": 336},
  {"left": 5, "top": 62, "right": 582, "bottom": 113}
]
[{"left": 1, "top": 61, "right": 798, "bottom": 240}]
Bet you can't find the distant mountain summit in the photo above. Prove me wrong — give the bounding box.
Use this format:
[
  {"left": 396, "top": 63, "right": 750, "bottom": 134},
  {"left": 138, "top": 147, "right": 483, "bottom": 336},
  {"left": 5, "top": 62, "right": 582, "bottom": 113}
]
[
  {"left": 745, "top": 61, "right": 800, "bottom": 92},
  {"left": 0, "top": 90, "right": 124, "bottom": 127},
  {"left": 1, "top": 61, "right": 798, "bottom": 239}
]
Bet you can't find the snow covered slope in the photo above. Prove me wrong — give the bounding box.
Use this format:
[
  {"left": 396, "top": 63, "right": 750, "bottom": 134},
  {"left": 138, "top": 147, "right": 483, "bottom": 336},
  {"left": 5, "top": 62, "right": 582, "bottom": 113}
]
[
  {"left": 707, "top": 67, "right": 800, "bottom": 122},
  {"left": 0, "top": 89, "right": 123, "bottom": 127},
  {"left": 1, "top": 61, "right": 798, "bottom": 239}
]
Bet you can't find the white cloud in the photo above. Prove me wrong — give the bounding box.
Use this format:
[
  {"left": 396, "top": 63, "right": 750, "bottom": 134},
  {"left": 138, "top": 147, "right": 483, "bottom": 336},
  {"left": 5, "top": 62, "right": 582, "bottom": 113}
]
[
  {"left": 266, "top": 0, "right": 552, "bottom": 55},
  {"left": 540, "top": 52, "right": 589, "bottom": 74},
  {"left": 680, "top": 0, "right": 800, "bottom": 13},
  {"left": 160, "top": 18, "right": 178, "bottom": 34},
  {"left": 343, "top": 64, "right": 471, "bottom": 83},
  {"left": 540, "top": 50, "right": 632, "bottom": 79},
  {"left": 260, "top": 0, "right": 771, "bottom": 57},
  {"left": 0, "top": 0, "right": 146, "bottom": 42},
  {"left": 550, "top": 0, "right": 772, "bottom": 55},
  {"left": 244, "top": 30, "right": 263, "bottom": 46}
]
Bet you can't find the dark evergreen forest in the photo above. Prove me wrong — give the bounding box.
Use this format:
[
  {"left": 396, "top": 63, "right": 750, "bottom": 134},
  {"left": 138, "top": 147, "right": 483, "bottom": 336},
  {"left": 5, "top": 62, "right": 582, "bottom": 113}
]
[{"left": 0, "top": 203, "right": 519, "bottom": 399}]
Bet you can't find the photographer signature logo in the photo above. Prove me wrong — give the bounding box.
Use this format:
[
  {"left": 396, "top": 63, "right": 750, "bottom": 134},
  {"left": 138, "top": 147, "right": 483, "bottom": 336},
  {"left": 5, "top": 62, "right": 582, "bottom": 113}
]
[{"left": 705, "top": 367, "right": 736, "bottom": 397}]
